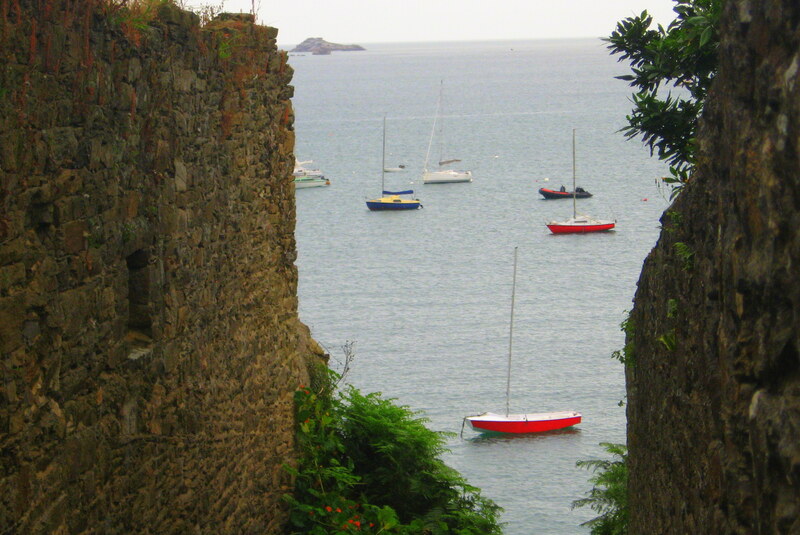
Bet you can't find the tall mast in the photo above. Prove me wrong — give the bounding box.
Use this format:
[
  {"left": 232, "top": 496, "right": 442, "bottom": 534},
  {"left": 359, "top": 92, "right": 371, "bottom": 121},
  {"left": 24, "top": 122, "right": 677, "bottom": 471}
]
[
  {"left": 382, "top": 115, "right": 387, "bottom": 192},
  {"left": 572, "top": 128, "right": 577, "bottom": 219},
  {"left": 423, "top": 81, "right": 442, "bottom": 174},
  {"left": 438, "top": 80, "right": 445, "bottom": 165},
  {"left": 572, "top": 128, "right": 578, "bottom": 219},
  {"left": 506, "top": 246, "right": 518, "bottom": 417}
]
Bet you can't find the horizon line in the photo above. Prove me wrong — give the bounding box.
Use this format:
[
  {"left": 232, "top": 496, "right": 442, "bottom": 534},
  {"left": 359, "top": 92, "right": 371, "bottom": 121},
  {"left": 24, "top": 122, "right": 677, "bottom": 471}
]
[{"left": 277, "top": 35, "right": 608, "bottom": 48}]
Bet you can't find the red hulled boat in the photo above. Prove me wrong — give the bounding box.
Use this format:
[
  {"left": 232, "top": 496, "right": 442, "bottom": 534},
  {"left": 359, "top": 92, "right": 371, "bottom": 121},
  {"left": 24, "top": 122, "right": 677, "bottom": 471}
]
[
  {"left": 546, "top": 215, "right": 615, "bottom": 234},
  {"left": 546, "top": 129, "right": 615, "bottom": 234},
  {"left": 464, "top": 248, "right": 581, "bottom": 435},
  {"left": 538, "top": 186, "right": 592, "bottom": 199},
  {"left": 465, "top": 411, "right": 582, "bottom": 434}
]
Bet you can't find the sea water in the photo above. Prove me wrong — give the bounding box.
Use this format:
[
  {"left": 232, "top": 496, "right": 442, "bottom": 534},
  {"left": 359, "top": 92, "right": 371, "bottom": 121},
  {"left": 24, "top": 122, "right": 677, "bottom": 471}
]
[{"left": 290, "top": 39, "right": 670, "bottom": 534}]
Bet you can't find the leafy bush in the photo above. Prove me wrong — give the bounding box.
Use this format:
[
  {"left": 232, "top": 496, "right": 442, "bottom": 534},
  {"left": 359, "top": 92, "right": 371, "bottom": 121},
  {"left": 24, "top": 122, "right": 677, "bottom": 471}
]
[
  {"left": 572, "top": 443, "right": 628, "bottom": 535},
  {"left": 284, "top": 369, "right": 502, "bottom": 534}
]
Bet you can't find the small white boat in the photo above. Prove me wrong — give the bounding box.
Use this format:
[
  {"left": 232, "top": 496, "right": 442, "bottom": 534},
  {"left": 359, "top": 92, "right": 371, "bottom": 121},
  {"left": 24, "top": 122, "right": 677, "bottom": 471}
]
[
  {"left": 422, "top": 169, "right": 473, "bottom": 184},
  {"left": 293, "top": 160, "right": 330, "bottom": 188},
  {"left": 422, "top": 81, "right": 472, "bottom": 184},
  {"left": 383, "top": 165, "right": 407, "bottom": 173},
  {"left": 293, "top": 160, "right": 324, "bottom": 177},
  {"left": 293, "top": 175, "right": 330, "bottom": 188}
]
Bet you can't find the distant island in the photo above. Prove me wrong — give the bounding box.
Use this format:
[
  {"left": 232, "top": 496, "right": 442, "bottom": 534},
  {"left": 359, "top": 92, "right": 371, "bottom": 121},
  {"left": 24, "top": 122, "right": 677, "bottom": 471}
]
[{"left": 290, "top": 37, "right": 365, "bottom": 55}]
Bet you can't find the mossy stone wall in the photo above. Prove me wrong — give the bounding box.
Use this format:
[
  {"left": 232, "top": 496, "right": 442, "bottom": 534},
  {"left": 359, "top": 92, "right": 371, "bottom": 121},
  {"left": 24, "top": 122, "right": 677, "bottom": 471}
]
[
  {"left": 0, "top": 2, "right": 322, "bottom": 533},
  {"left": 626, "top": 1, "right": 800, "bottom": 532}
]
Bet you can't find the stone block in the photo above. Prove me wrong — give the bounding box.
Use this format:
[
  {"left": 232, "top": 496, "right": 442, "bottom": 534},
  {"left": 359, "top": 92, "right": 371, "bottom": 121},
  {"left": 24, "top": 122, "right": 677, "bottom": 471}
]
[
  {"left": 62, "top": 220, "right": 87, "bottom": 254},
  {"left": 55, "top": 169, "right": 84, "bottom": 196},
  {"left": 0, "top": 296, "right": 24, "bottom": 353},
  {"left": 0, "top": 131, "right": 19, "bottom": 172},
  {"left": 174, "top": 69, "right": 196, "bottom": 93},
  {"left": 88, "top": 137, "right": 120, "bottom": 170},
  {"left": 127, "top": 57, "right": 142, "bottom": 83},
  {"left": 174, "top": 159, "right": 188, "bottom": 192},
  {"left": 124, "top": 192, "right": 140, "bottom": 219},
  {"left": 42, "top": 127, "right": 80, "bottom": 169},
  {"left": 0, "top": 263, "right": 26, "bottom": 293}
]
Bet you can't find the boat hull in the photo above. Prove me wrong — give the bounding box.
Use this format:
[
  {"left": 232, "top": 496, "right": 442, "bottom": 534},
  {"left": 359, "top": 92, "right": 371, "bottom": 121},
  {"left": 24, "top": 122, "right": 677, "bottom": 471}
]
[
  {"left": 294, "top": 177, "right": 330, "bottom": 188},
  {"left": 423, "top": 170, "right": 472, "bottom": 184},
  {"left": 466, "top": 411, "right": 582, "bottom": 434},
  {"left": 366, "top": 196, "right": 421, "bottom": 210},
  {"left": 547, "top": 222, "right": 615, "bottom": 234},
  {"left": 538, "top": 187, "right": 592, "bottom": 199}
]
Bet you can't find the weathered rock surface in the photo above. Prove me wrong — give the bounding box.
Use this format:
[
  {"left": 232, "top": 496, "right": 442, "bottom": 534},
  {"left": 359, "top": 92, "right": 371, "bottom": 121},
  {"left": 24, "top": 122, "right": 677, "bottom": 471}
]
[
  {"left": 290, "top": 37, "right": 365, "bottom": 55},
  {"left": 0, "top": 2, "right": 324, "bottom": 533},
  {"left": 627, "top": 0, "right": 800, "bottom": 532}
]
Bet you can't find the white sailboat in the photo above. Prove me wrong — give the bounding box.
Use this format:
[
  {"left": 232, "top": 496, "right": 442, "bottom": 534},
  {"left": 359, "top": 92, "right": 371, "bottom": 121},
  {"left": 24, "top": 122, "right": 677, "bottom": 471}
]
[
  {"left": 422, "top": 81, "right": 472, "bottom": 184},
  {"left": 464, "top": 247, "right": 582, "bottom": 434}
]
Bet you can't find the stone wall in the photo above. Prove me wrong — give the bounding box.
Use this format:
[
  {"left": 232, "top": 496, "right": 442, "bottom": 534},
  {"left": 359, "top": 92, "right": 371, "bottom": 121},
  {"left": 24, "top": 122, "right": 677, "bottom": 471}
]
[
  {"left": 626, "top": 0, "right": 800, "bottom": 532},
  {"left": 0, "top": 1, "right": 323, "bottom": 533}
]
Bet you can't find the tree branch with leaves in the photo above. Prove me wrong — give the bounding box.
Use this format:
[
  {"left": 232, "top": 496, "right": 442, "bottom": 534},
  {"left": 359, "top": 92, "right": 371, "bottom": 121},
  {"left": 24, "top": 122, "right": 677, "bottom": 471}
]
[{"left": 606, "top": 0, "right": 722, "bottom": 196}]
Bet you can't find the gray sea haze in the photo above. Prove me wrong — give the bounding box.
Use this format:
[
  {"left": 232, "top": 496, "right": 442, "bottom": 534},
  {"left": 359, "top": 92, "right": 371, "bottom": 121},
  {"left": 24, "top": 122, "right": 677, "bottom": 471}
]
[{"left": 289, "top": 39, "right": 670, "bottom": 534}]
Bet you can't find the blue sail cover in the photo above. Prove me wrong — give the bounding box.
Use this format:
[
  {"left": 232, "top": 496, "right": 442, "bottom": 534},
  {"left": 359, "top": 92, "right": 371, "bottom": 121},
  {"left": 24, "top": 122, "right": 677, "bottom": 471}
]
[{"left": 383, "top": 189, "right": 414, "bottom": 195}]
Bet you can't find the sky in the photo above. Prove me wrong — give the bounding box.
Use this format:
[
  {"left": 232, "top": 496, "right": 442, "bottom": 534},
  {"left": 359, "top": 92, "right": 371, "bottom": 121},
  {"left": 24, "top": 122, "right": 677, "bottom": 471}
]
[{"left": 207, "top": 0, "right": 679, "bottom": 47}]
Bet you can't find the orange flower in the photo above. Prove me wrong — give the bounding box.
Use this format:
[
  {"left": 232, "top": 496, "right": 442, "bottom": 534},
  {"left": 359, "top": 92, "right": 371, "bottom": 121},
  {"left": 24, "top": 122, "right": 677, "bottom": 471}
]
[
  {"left": 336, "top": 507, "right": 342, "bottom": 513},
  {"left": 325, "top": 506, "right": 333, "bottom": 512}
]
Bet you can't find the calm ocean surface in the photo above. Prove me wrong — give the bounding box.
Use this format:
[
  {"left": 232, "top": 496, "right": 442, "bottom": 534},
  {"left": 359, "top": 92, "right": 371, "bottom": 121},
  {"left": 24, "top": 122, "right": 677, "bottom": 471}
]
[{"left": 289, "top": 39, "right": 669, "bottom": 534}]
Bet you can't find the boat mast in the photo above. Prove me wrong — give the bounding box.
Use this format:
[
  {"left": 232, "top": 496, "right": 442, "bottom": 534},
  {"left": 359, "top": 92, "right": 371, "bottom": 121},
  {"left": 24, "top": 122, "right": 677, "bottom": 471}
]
[
  {"left": 572, "top": 128, "right": 577, "bottom": 219},
  {"left": 438, "top": 80, "right": 445, "bottom": 165},
  {"left": 423, "top": 81, "right": 442, "bottom": 174},
  {"left": 382, "top": 115, "right": 387, "bottom": 193},
  {"left": 506, "top": 246, "right": 518, "bottom": 417}
]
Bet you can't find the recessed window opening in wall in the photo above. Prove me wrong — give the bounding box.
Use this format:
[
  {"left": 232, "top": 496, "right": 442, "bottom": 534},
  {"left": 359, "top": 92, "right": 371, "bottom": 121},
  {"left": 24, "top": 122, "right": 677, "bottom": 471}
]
[{"left": 126, "top": 249, "right": 152, "bottom": 344}]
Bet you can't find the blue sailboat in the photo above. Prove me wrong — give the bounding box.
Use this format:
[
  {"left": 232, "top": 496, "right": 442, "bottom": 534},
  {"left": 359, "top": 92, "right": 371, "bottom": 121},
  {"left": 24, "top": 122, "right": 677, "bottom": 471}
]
[{"left": 366, "top": 117, "right": 421, "bottom": 211}]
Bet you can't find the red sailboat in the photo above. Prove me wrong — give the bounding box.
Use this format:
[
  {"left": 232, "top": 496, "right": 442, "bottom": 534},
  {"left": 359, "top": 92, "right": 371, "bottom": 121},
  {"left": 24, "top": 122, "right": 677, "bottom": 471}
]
[
  {"left": 465, "top": 411, "right": 582, "bottom": 434},
  {"left": 464, "top": 247, "right": 581, "bottom": 434},
  {"left": 546, "top": 129, "right": 615, "bottom": 234}
]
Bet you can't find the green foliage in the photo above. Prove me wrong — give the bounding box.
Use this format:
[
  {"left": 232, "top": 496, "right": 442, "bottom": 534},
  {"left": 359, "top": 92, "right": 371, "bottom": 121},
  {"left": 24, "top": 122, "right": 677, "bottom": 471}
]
[
  {"left": 611, "top": 312, "right": 635, "bottom": 368},
  {"left": 218, "top": 39, "right": 233, "bottom": 59},
  {"left": 606, "top": 0, "right": 722, "bottom": 196},
  {"left": 657, "top": 330, "right": 677, "bottom": 352},
  {"left": 662, "top": 209, "right": 683, "bottom": 233},
  {"left": 666, "top": 298, "right": 678, "bottom": 319},
  {"left": 673, "top": 241, "right": 694, "bottom": 270},
  {"left": 285, "top": 369, "right": 502, "bottom": 534},
  {"left": 105, "top": 0, "right": 171, "bottom": 38},
  {"left": 573, "top": 443, "right": 628, "bottom": 535},
  {"left": 121, "top": 222, "right": 134, "bottom": 244}
]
